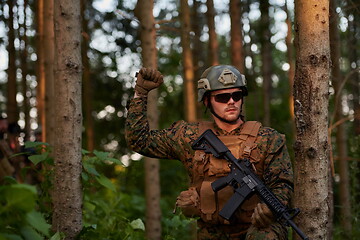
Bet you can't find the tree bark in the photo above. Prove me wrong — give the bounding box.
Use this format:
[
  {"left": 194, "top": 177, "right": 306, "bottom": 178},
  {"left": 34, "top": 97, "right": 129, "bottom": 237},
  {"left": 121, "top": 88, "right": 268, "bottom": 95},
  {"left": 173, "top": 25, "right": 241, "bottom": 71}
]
[
  {"left": 284, "top": 1, "right": 295, "bottom": 123},
  {"left": 180, "top": 0, "right": 197, "bottom": 122},
  {"left": 259, "top": 0, "right": 272, "bottom": 127},
  {"left": 347, "top": 0, "right": 360, "bottom": 207},
  {"left": 191, "top": 0, "right": 205, "bottom": 80},
  {"left": 36, "top": 0, "right": 46, "bottom": 141},
  {"left": 134, "top": 1, "right": 162, "bottom": 239},
  {"left": 52, "top": 0, "right": 83, "bottom": 238},
  {"left": 293, "top": 0, "right": 331, "bottom": 239},
  {"left": 206, "top": 0, "right": 219, "bottom": 66},
  {"left": 349, "top": 12, "right": 360, "bottom": 135},
  {"left": 230, "top": 0, "right": 245, "bottom": 73},
  {"left": 81, "top": 0, "right": 95, "bottom": 152},
  {"left": 191, "top": 0, "right": 206, "bottom": 120},
  {"left": 329, "top": 0, "right": 352, "bottom": 238},
  {"left": 242, "top": 0, "right": 260, "bottom": 120},
  {"left": 20, "top": 0, "right": 31, "bottom": 141},
  {"left": 44, "top": 0, "right": 55, "bottom": 145},
  {"left": 6, "top": 0, "right": 18, "bottom": 123}
]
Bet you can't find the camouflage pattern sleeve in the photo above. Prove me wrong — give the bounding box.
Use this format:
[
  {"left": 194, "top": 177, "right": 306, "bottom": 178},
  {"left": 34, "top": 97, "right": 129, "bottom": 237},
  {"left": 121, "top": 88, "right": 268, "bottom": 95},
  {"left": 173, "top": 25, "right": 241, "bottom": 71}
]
[
  {"left": 125, "top": 97, "right": 198, "bottom": 160},
  {"left": 258, "top": 127, "right": 294, "bottom": 206}
]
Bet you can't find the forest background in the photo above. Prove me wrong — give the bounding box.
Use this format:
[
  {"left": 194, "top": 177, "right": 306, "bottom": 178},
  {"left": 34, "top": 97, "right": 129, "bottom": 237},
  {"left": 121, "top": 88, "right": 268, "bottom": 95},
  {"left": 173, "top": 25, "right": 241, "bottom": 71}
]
[{"left": 0, "top": 0, "right": 359, "bottom": 239}]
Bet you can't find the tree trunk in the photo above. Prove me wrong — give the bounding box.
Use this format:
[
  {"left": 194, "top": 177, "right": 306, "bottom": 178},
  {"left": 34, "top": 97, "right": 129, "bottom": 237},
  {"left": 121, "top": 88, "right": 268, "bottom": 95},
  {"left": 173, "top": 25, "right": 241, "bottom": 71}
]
[
  {"left": 52, "top": 0, "right": 83, "bottom": 238},
  {"left": 230, "top": 0, "right": 245, "bottom": 73},
  {"left": 81, "top": 0, "right": 95, "bottom": 152},
  {"left": 206, "top": 0, "right": 219, "bottom": 66},
  {"left": 329, "top": 0, "right": 352, "bottom": 238},
  {"left": 345, "top": 3, "right": 360, "bottom": 129},
  {"left": 259, "top": 0, "right": 272, "bottom": 127},
  {"left": 36, "top": 0, "right": 46, "bottom": 141},
  {"left": 180, "top": 0, "right": 197, "bottom": 122},
  {"left": 242, "top": 0, "right": 260, "bottom": 120},
  {"left": 191, "top": 0, "right": 204, "bottom": 80},
  {"left": 284, "top": 1, "right": 295, "bottom": 123},
  {"left": 43, "top": 0, "right": 55, "bottom": 145},
  {"left": 191, "top": 0, "right": 206, "bottom": 120},
  {"left": 20, "top": 0, "right": 31, "bottom": 141},
  {"left": 347, "top": 0, "right": 360, "bottom": 207},
  {"left": 134, "top": 1, "right": 162, "bottom": 239},
  {"left": 6, "top": 0, "right": 18, "bottom": 123},
  {"left": 293, "top": 0, "right": 331, "bottom": 239}
]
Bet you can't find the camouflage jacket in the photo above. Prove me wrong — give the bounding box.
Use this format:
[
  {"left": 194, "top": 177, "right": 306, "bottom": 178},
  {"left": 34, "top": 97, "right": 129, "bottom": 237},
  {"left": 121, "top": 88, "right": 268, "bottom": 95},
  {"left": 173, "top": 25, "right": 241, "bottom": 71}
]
[{"left": 125, "top": 97, "right": 294, "bottom": 207}]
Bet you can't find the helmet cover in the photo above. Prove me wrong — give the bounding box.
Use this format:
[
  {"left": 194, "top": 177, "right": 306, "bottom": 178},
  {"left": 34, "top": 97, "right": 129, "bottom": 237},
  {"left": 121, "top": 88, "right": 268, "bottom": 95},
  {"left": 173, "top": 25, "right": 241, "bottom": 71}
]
[{"left": 197, "top": 65, "right": 247, "bottom": 102}]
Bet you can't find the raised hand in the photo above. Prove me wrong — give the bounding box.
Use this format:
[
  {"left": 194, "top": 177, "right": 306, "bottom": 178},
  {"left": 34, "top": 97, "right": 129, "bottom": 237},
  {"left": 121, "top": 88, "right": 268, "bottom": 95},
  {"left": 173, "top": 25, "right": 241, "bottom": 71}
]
[{"left": 135, "top": 67, "right": 164, "bottom": 95}]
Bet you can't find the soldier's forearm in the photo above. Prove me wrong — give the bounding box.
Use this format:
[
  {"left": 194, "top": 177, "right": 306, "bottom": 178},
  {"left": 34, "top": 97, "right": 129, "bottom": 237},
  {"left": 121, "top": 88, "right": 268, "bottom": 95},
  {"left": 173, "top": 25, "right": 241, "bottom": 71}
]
[{"left": 134, "top": 91, "right": 147, "bottom": 99}]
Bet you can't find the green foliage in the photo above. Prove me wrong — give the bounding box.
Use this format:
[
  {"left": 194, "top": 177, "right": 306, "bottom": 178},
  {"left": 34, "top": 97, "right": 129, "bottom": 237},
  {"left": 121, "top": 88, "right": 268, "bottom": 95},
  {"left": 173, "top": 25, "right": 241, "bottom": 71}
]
[
  {"left": 80, "top": 153, "right": 196, "bottom": 239},
  {"left": 79, "top": 149, "right": 146, "bottom": 239},
  {"left": 0, "top": 142, "right": 150, "bottom": 239},
  {"left": 81, "top": 149, "right": 196, "bottom": 239},
  {"left": 24, "top": 141, "right": 53, "bottom": 166},
  {"left": 79, "top": 191, "right": 146, "bottom": 239},
  {"left": 162, "top": 215, "right": 197, "bottom": 240},
  {"left": 0, "top": 182, "right": 52, "bottom": 240}
]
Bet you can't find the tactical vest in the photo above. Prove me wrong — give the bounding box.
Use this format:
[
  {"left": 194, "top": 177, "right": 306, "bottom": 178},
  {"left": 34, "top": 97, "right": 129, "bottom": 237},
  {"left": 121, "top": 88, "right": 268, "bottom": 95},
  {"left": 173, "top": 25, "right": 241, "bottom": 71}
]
[{"left": 177, "top": 121, "right": 264, "bottom": 227}]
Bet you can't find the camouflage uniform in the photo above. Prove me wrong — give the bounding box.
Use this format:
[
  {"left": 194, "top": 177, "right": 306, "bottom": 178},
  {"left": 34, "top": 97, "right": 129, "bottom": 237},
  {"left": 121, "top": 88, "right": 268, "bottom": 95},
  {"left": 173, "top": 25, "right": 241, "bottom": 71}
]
[{"left": 125, "top": 97, "right": 294, "bottom": 240}]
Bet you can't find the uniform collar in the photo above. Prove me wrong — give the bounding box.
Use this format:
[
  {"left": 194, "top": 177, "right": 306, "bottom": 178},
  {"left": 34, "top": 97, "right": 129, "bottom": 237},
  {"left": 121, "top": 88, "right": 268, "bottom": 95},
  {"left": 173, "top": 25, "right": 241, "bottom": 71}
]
[{"left": 213, "top": 121, "right": 245, "bottom": 135}]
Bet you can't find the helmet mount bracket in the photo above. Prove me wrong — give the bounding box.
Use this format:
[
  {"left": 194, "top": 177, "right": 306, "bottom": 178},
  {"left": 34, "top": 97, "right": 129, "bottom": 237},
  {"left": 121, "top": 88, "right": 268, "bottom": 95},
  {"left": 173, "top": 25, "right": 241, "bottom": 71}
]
[{"left": 218, "top": 68, "right": 237, "bottom": 86}]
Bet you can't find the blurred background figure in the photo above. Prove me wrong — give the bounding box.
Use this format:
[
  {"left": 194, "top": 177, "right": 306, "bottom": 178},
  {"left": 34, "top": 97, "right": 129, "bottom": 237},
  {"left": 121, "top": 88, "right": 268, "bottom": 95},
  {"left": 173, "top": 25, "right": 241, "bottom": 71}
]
[{"left": 0, "top": 116, "right": 15, "bottom": 183}]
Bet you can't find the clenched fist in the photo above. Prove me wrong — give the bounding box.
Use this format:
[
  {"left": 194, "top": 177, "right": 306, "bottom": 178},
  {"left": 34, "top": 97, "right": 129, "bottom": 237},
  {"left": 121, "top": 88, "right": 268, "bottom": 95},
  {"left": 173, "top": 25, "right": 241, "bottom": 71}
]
[
  {"left": 251, "top": 203, "right": 275, "bottom": 228},
  {"left": 135, "top": 67, "right": 163, "bottom": 95}
]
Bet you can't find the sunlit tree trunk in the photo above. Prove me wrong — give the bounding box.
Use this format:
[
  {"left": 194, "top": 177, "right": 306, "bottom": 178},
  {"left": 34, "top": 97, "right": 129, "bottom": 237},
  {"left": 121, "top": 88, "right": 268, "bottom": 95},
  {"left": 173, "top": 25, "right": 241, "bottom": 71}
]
[
  {"left": 293, "top": 0, "right": 331, "bottom": 239},
  {"left": 180, "top": 0, "right": 197, "bottom": 122},
  {"left": 81, "top": 0, "right": 95, "bottom": 151},
  {"left": 36, "top": 0, "right": 46, "bottom": 140},
  {"left": 330, "top": 0, "right": 352, "bottom": 237},
  {"left": 134, "top": 1, "right": 162, "bottom": 239},
  {"left": 52, "top": 0, "right": 83, "bottom": 238},
  {"left": 284, "top": 1, "right": 295, "bottom": 123},
  {"left": 191, "top": 0, "right": 204, "bottom": 80},
  {"left": 259, "top": 0, "right": 272, "bottom": 127},
  {"left": 230, "top": 0, "right": 244, "bottom": 73},
  {"left": 206, "top": 0, "right": 219, "bottom": 66},
  {"left": 6, "top": 0, "right": 18, "bottom": 123},
  {"left": 44, "top": 0, "right": 55, "bottom": 145},
  {"left": 229, "top": 0, "right": 246, "bottom": 116}
]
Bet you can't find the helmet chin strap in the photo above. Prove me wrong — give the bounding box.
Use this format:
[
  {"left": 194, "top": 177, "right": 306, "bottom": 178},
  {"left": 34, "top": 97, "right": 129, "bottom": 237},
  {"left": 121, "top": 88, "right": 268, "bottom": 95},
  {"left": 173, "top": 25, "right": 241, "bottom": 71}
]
[{"left": 208, "top": 100, "right": 244, "bottom": 125}]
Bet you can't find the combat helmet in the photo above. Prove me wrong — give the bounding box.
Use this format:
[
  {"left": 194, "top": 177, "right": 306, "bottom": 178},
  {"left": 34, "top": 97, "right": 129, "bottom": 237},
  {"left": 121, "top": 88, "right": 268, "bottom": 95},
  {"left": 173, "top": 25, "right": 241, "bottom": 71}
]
[{"left": 197, "top": 65, "right": 247, "bottom": 102}]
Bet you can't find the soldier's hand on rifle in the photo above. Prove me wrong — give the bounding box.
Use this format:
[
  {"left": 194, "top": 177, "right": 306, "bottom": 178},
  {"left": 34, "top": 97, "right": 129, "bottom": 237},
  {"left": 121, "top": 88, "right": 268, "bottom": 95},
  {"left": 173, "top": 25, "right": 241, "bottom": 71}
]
[
  {"left": 251, "top": 203, "right": 275, "bottom": 228},
  {"left": 135, "top": 67, "right": 163, "bottom": 96}
]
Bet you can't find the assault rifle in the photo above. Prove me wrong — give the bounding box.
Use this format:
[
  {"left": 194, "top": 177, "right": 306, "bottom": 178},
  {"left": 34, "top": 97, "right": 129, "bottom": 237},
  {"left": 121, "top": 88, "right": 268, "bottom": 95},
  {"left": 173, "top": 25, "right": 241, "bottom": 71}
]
[{"left": 192, "top": 129, "right": 309, "bottom": 240}]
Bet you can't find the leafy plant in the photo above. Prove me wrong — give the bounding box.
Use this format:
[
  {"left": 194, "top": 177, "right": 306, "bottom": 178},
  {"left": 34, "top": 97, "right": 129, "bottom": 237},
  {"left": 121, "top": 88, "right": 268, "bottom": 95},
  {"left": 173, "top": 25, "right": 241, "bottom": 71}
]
[
  {"left": 162, "top": 214, "right": 197, "bottom": 240},
  {"left": 0, "top": 182, "right": 51, "bottom": 240},
  {"left": 1, "top": 142, "right": 198, "bottom": 239},
  {"left": 78, "top": 150, "right": 147, "bottom": 239}
]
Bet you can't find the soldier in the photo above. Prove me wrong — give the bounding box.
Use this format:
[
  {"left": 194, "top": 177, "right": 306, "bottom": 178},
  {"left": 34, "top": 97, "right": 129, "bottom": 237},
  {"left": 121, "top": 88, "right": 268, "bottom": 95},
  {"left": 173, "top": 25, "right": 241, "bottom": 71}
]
[{"left": 125, "top": 65, "right": 294, "bottom": 239}]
